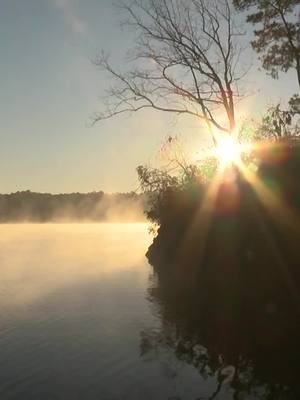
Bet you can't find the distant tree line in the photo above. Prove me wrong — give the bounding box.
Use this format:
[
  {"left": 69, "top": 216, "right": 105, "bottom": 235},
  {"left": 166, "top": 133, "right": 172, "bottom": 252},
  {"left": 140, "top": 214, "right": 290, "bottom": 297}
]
[{"left": 0, "top": 190, "right": 146, "bottom": 222}]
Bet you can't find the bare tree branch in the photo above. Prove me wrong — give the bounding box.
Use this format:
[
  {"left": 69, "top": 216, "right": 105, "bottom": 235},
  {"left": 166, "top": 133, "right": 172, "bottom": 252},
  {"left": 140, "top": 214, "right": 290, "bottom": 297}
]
[{"left": 94, "top": 0, "right": 249, "bottom": 139}]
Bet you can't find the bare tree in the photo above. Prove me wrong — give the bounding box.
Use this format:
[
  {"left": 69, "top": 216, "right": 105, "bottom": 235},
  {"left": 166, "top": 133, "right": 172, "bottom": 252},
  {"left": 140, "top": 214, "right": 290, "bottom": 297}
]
[{"left": 94, "top": 0, "right": 248, "bottom": 142}]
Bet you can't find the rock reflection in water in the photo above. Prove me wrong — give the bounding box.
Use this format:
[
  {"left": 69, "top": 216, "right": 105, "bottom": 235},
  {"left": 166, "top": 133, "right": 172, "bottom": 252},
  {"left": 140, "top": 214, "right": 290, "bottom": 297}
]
[{"left": 140, "top": 270, "right": 300, "bottom": 400}]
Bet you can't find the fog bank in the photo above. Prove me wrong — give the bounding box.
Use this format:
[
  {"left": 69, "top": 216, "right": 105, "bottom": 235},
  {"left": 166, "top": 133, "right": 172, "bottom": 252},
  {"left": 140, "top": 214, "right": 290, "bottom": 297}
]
[{"left": 0, "top": 191, "right": 146, "bottom": 222}]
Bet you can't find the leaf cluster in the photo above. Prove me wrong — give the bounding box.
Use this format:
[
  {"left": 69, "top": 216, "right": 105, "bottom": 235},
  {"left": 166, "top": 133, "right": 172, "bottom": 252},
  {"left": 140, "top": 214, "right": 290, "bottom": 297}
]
[{"left": 233, "top": 0, "right": 300, "bottom": 80}]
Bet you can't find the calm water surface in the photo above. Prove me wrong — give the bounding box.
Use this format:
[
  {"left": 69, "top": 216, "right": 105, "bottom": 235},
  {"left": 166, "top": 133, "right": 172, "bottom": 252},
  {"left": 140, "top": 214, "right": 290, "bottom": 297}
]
[
  {"left": 1, "top": 224, "right": 298, "bottom": 400},
  {"left": 0, "top": 224, "right": 212, "bottom": 400}
]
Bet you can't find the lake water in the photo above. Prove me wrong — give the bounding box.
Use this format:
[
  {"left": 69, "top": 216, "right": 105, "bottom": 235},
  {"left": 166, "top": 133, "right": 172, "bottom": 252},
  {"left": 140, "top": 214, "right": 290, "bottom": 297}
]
[
  {"left": 0, "top": 224, "right": 214, "bottom": 400},
  {"left": 0, "top": 224, "right": 298, "bottom": 400}
]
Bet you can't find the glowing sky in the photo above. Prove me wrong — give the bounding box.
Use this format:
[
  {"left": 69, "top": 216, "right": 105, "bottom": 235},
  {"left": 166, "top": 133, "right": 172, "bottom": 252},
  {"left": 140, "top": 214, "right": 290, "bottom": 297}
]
[{"left": 0, "top": 0, "right": 296, "bottom": 193}]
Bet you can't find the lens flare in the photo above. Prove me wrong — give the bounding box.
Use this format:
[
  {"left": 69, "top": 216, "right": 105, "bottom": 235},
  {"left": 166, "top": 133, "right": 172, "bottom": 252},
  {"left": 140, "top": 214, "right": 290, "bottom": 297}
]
[{"left": 215, "top": 136, "right": 241, "bottom": 166}]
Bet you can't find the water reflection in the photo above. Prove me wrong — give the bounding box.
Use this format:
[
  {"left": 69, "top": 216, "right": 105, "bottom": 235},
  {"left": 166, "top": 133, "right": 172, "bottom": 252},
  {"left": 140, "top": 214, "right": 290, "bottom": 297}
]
[
  {"left": 141, "top": 269, "right": 300, "bottom": 400},
  {"left": 0, "top": 223, "right": 299, "bottom": 399},
  {"left": 0, "top": 224, "right": 159, "bottom": 400}
]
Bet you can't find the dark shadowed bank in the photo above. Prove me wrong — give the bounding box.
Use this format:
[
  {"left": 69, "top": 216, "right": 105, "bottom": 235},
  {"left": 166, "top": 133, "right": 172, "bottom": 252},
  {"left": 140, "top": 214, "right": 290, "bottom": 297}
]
[
  {"left": 143, "top": 140, "right": 300, "bottom": 399},
  {"left": 0, "top": 191, "right": 147, "bottom": 222}
]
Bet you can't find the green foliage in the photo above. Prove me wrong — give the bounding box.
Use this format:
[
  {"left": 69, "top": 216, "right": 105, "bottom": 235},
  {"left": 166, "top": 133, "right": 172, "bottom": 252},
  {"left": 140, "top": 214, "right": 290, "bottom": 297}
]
[
  {"left": 254, "top": 103, "right": 300, "bottom": 140},
  {"left": 136, "top": 165, "right": 179, "bottom": 194},
  {"left": 195, "top": 157, "right": 218, "bottom": 182},
  {"left": 234, "top": 0, "right": 300, "bottom": 82},
  {"left": 138, "top": 118, "right": 300, "bottom": 230},
  {"left": 137, "top": 153, "right": 219, "bottom": 228},
  {"left": 137, "top": 164, "right": 199, "bottom": 225},
  {"left": 289, "top": 93, "right": 300, "bottom": 114}
]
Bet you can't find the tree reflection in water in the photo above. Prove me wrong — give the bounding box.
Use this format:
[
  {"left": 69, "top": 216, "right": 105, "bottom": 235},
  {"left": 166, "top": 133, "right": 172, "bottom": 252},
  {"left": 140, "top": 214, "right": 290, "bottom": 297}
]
[{"left": 140, "top": 269, "right": 300, "bottom": 400}]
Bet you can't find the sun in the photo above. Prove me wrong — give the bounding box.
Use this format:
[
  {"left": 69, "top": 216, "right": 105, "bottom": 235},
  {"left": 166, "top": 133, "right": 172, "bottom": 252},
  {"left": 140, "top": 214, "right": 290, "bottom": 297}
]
[{"left": 214, "top": 136, "right": 241, "bottom": 166}]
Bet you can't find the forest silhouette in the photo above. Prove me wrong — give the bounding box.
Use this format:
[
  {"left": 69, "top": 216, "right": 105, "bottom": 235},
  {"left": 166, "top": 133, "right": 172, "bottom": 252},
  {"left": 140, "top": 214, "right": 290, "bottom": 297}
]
[{"left": 0, "top": 191, "right": 146, "bottom": 222}]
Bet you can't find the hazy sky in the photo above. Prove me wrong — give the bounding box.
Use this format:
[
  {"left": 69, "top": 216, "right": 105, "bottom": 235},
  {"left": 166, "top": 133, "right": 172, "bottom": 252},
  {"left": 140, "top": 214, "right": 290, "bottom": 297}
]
[{"left": 0, "top": 0, "right": 296, "bottom": 193}]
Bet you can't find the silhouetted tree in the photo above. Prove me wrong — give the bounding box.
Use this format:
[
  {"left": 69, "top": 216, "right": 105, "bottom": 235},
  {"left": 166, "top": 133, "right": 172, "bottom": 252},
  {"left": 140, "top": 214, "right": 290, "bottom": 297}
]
[
  {"left": 234, "top": 0, "right": 300, "bottom": 83},
  {"left": 95, "top": 0, "right": 250, "bottom": 142},
  {"left": 254, "top": 103, "right": 300, "bottom": 140},
  {"left": 234, "top": 0, "right": 300, "bottom": 113}
]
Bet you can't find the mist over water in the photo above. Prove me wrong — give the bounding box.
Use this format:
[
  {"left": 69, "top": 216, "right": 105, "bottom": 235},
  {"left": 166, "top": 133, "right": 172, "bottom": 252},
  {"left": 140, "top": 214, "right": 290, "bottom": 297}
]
[
  {"left": 0, "top": 224, "right": 206, "bottom": 400},
  {"left": 0, "top": 224, "right": 150, "bottom": 309},
  {"left": 1, "top": 223, "right": 296, "bottom": 399},
  {"left": 0, "top": 192, "right": 146, "bottom": 223}
]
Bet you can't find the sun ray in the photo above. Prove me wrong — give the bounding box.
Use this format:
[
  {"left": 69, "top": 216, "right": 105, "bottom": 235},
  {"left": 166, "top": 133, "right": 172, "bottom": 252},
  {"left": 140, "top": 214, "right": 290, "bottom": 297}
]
[
  {"left": 175, "top": 168, "right": 229, "bottom": 282},
  {"left": 176, "top": 135, "right": 300, "bottom": 305},
  {"left": 236, "top": 158, "right": 300, "bottom": 306},
  {"left": 236, "top": 158, "right": 300, "bottom": 233}
]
